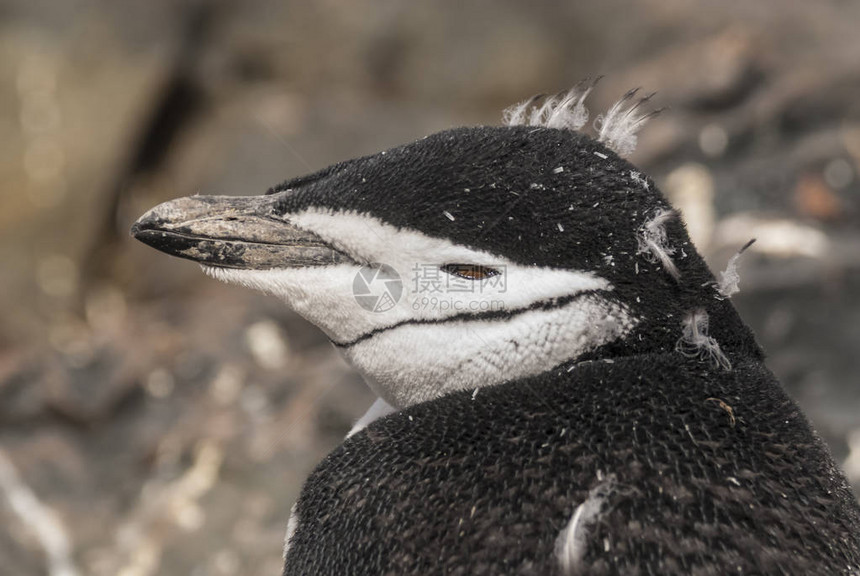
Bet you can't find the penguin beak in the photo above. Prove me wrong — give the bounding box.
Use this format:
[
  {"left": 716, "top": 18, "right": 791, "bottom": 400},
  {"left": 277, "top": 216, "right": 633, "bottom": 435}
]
[{"left": 130, "top": 194, "right": 354, "bottom": 269}]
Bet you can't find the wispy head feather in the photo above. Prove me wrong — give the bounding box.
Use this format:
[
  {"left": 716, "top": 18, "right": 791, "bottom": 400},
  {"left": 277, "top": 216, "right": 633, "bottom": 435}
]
[
  {"left": 594, "top": 88, "right": 662, "bottom": 157},
  {"left": 503, "top": 79, "right": 660, "bottom": 157},
  {"left": 503, "top": 78, "right": 600, "bottom": 133}
]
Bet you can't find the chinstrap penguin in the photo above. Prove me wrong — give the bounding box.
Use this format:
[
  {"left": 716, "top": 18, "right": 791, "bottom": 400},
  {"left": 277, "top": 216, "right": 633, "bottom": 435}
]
[{"left": 132, "top": 82, "right": 860, "bottom": 575}]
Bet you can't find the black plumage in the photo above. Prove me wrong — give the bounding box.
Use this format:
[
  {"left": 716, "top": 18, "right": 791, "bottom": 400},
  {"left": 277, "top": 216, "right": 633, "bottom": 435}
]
[
  {"left": 285, "top": 355, "right": 860, "bottom": 575},
  {"left": 275, "top": 127, "right": 860, "bottom": 574},
  {"left": 131, "top": 97, "right": 860, "bottom": 575}
]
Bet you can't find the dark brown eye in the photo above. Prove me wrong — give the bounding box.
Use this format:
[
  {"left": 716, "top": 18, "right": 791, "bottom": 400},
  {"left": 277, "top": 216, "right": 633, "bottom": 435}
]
[{"left": 441, "top": 264, "right": 501, "bottom": 280}]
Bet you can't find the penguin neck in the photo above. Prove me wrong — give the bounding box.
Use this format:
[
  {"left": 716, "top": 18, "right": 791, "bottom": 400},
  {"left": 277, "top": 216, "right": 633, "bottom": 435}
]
[{"left": 574, "top": 285, "right": 763, "bottom": 368}]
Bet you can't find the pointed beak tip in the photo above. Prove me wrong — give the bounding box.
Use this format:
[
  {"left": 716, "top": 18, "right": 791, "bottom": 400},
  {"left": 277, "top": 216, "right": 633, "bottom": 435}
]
[
  {"left": 129, "top": 209, "right": 161, "bottom": 241},
  {"left": 129, "top": 220, "right": 142, "bottom": 239}
]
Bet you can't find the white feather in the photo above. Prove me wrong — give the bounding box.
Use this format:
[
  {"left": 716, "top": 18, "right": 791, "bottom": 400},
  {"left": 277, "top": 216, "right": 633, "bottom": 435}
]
[
  {"left": 715, "top": 239, "right": 755, "bottom": 300},
  {"left": 503, "top": 80, "right": 597, "bottom": 131},
  {"left": 595, "top": 88, "right": 658, "bottom": 157},
  {"left": 283, "top": 504, "right": 299, "bottom": 560},
  {"left": 556, "top": 475, "right": 617, "bottom": 575},
  {"left": 546, "top": 83, "right": 594, "bottom": 130},
  {"left": 502, "top": 94, "right": 541, "bottom": 126},
  {"left": 636, "top": 209, "right": 680, "bottom": 281},
  {"left": 503, "top": 82, "right": 658, "bottom": 157},
  {"left": 676, "top": 308, "right": 731, "bottom": 370}
]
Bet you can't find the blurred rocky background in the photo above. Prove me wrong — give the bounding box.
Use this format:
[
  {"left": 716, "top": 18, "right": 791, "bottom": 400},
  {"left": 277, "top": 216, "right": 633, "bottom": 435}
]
[{"left": 1, "top": 0, "right": 859, "bottom": 574}]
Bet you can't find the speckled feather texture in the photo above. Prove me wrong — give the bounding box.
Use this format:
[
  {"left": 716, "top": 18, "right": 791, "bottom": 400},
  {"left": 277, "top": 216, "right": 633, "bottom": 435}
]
[
  {"left": 274, "top": 125, "right": 860, "bottom": 575},
  {"left": 127, "top": 85, "right": 860, "bottom": 574},
  {"left": 285, "top": 354, "right": 860, "bottom": 575},
  {"left": 268, "top": 126, "right": 763, "bottom": 365}
]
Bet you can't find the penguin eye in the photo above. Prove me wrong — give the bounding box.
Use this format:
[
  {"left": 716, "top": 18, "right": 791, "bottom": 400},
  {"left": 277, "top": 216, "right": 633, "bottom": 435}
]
[{"left": 441, "top": 264, "right": 501, "bottom": 280}]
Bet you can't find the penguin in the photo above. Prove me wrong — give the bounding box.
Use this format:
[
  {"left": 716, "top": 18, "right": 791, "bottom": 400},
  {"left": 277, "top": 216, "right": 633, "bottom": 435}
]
[{"left": 131, "top": 83, "right": 860, "bottom": 575}]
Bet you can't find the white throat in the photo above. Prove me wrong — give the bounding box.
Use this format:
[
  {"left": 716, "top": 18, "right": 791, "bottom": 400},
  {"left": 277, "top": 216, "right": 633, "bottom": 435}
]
[{"left": 342, "top": 293, "right": 633, "bottom": 407}]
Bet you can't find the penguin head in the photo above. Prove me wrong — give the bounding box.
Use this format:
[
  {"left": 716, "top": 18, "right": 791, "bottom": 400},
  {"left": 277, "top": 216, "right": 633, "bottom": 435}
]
[{"left": 132, "top": 87, "right": 759, "bottom": 408}]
